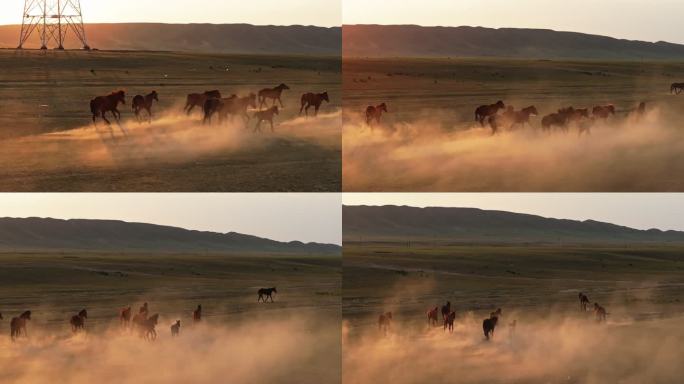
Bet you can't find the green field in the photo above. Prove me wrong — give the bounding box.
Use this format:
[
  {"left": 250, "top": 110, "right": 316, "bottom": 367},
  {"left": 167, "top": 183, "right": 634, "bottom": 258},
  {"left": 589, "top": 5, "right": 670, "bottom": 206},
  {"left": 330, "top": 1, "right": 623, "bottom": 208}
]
[
  {"left": 343, "top": 58, "right": 684, "bottom": 191},
  {"left": 0, "top": 50, "right": 341, "bottom": 191}
]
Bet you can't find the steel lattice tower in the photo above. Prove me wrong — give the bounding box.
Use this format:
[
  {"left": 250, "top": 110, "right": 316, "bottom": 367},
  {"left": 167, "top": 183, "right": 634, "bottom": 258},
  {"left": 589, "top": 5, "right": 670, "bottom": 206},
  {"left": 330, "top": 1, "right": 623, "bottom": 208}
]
[{"left": 18, "top": 0, "right": 90, "bottom": 50}]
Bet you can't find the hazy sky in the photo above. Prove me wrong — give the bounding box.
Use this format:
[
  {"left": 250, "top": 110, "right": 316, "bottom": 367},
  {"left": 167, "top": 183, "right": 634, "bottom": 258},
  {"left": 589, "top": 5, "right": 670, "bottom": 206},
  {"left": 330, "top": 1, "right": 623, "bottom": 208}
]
[
  {"left": 344, "top": 0, "right": 684, "bottom": 44},
  {"left": 0, "top": 194, "right": 342, "bottom": 245},
  {"left": 343, "top": 194, "right": 684, "bottom": 232},
  {"left": 1, "top": 0, "right": 340, "bottom": 27}
]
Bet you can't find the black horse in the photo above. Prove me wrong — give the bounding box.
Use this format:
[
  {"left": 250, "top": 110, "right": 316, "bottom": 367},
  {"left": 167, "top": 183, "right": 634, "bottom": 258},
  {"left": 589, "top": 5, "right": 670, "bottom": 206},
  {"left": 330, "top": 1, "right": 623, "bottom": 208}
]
[{"left": 258, "top": 287, "right": 277, "bottom": 302}]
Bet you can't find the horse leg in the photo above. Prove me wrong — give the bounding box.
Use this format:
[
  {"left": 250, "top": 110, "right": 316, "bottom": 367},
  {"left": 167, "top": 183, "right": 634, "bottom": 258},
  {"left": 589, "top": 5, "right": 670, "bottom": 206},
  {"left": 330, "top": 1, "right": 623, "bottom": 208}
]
[
  {"left": 146, "top": 106, "right": 152, "bottom": 123},
  {"left": 299, "top": 102, "right": 305, "bottom": 115},
  {"left": 278, "top": 97, "right": 284, "bottom": 108},
  {"left": 270, "top": 120, "right": 275, "bottom": 133},
  {"left": 314, "top": 105, "right": 319, "bottom": 116},
  {"left": 101, "top": 111, "right": 111, "bottom": 125}
]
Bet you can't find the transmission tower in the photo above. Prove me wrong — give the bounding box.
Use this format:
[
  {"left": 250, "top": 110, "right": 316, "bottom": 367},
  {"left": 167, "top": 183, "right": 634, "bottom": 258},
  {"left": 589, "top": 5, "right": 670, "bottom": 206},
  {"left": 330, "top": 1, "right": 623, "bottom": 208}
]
[{"left": 17, "top": 0, "right": 90, "bottom": 50}]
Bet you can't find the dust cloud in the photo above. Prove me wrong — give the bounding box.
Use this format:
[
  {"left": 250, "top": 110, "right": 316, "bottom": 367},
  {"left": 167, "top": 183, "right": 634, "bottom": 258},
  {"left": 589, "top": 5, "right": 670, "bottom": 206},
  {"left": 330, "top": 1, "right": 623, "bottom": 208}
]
[
  {"left": 0, "top": 313, "right": 340, "bottom": 384},
  {"left": 342, "top": 105, "right": 684, "bottom": 191}
]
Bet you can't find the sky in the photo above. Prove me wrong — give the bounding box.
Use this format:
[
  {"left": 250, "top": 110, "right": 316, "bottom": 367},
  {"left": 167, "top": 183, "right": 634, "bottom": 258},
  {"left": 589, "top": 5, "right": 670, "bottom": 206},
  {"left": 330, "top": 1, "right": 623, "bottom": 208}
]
[
  {"left": 344, "top": 0, "right": 684, "bottom": 44},
  {"left": 1, "top": 0, "right": 340, "bottom": 27},
  {"left": 0, "top": 194, "right": 342, "bottom": 245},
  {"left": 343, "top": 194, "right": 684, "bottom": 232}
]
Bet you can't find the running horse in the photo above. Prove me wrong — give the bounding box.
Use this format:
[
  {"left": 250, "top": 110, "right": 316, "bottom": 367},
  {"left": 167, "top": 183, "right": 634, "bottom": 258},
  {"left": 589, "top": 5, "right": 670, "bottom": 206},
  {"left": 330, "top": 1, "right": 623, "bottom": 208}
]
[
  {"left": 475, "top": 100, "right": 505, "bottom": 127},
  {"left": 257, "top": 287, "right": 278, "bottom": 303},
  {"left": 378, "top": 312, "right": 392, "bottom": 335},
  {"left": 120, "top": 306, "right": 132, "bottom": 328},
  {"left": 488, "top": 105, "right": 538, "bottom": 134},
  {"left": 483, "top": 311, "right": 500, "bottom": 341},
  {"left": 444, "top": 311, "right": 456, "bottom": 333},
  {"left": 579, "top": 293, "right": 590, "bottom": 312},
  {"left": 70, "top": 309, "right": 88, "bottom": 333},
  {"left": 365, "top": 103, "right": 388, "bottom": 126},
  {"left": 541, "top": 109, "right": 571, "bottom": 132},
  {"left": 671, "top": 83, "right": 684, "bottom": 95},
  {"left": 300, "top": 92, "right": 329, "bottom": 117},
  {"left": 135, "top": 313, "right": 159, "bottom": 341},
  {"left": 132, "top": 90, "right": 159, "bottom": 123},
  {"left": 10, "top": 311, "right": 31, "bottom": 341},
  {"left": 254, "top": 106, "right": 279, "bottom": 133},
  {"left": 171, "top": 320, "right": 181, "bottom": 337},
  {"left": 193, "top": 305, "right": 202, "bottom": 323},
  {"left": 203, "top": 94, "right": 237, "bottom": 125},
  {"left": 592, "top": 104, "right": 616, "bottom": 120},
  {"left": 185, "top": 90, "right": 221, "bottom": 115},
  {"left": 594, "top": 303, "right": 607, "bottom": 323},
  {"left": 90, "top": 90, "right": 126, "bottom": 126},
  {"left": 427, "top": 306, "right": 439, "bottom": 327},
  {"left": 258, "top": 83, "right": 290, "bottom": 109},
  {"left": 221, "top": 93, "right": 257, "bottom": 125},
  {"left": 440, "top": 301, "right": 451, "bottom": 320}
]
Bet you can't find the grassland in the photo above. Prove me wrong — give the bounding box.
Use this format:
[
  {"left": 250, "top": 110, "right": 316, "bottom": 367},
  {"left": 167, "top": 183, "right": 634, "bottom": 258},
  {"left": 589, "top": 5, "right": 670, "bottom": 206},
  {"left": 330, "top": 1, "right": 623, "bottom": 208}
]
[
  {"left": 0, "top": 49, "right": 341, "bottom": 191},
  {"left": 343, "top": 58, "right": 684, "bottom": 191}
]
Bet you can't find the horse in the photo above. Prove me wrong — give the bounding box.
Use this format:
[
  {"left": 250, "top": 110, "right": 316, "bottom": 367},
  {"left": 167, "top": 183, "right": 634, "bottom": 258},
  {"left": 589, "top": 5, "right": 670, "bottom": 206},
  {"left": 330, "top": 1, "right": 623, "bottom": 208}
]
[
  {"left": 193, "top": 305, "right": 202, "bottom": 323},
  {"left": 221, "top": 93, "right": 257, "bottom": 125},
  {"left": 489, "top": 105, "right": 538, "bottom": 134},
  {"left": 171, "top": 320, "right": 181, "bottom": 337},
  {"left": 10, "top": 311, "right": 31, "bottom": 341},
  {"left": 541, "top": 110, "right": 570, "bottom": 132},
  {"left": 300, "top": 92, "right": 329, "bottom": 116},
  {"left": 441, "top": 301, "right": 451, "bottom": 320},
  {"left": 136, "top": 313, "right": 159, "bottom": 341},
  {"left": 120, "top": 306, "right": 132, "bottom": 328},
  {"left": 70, "top": 309, "right": 88, "bottom": 333},
  {"left": 592, "top": 105, "right": 616, "bottom": 120},
  {"left": 378, "top": 312, "right": 392, "bottom": 335},
  {"left": 203, "top": 95, "right": 237, "bottom": 125},
  {"left": 258, "top": 287, "right": 277, "bottom": 302},
  {"left": 475, "top": 100, "right": 505, "bottom": 127},
  {"left": 254, "top": 106, "right": 279, "bottom": 133},
  {"left": 366, "top": 103, "right": 388, "bottom": 126},
  {"left": 90, "top": 90, "right": 126, "bottom": 126},
  {"left": 631, "top": 102, "right": 647, "bottom": 122},
  {"left": 490, "top": 308, "right": 502, "bottom": 319},
  {"left": 444, "top": 311, "right": 456, "bottom": 333},
  {"left": 671, "top": 83, "right": 684, "bottom": 95},
  {"left": 579, "top": 293, "right": 590, "bottom": 312},
  {"left": 139, "top": 302, "right": 149, "bottom": 318},
  {"left": 427, "top": 307, "right": 439, "bottom": 327},
  {"left": 185, "top": 90, "right": 221, "bottom": 115},
  {"left": 258, "top": 83, "right": 290, "bottom": 109},
  {"left": 132, "top": 90, "right": 158, "bottom": 123},
  {"left": 594, "top": 303, "right": 607, "bottom": 323},
  {"left": 483, "top": 314, "right": 499, "bottom": 340}
]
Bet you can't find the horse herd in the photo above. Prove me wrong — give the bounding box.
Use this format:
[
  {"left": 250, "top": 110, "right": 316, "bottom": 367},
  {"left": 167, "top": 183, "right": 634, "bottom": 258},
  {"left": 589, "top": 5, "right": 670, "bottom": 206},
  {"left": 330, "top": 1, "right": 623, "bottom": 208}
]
[
  {"left": 378, "top": 292, "right": 609, "bottom": 341},
  {"left": 89, "top": 84, "right": 330, "bottom": 135},
  {"left": 2, "top": 287, "right": 278, "bottom": 343}
]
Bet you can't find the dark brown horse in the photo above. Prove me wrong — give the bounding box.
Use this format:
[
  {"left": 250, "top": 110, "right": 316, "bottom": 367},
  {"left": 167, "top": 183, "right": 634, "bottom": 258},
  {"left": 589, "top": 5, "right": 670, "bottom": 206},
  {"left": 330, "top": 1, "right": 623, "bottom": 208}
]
[
  {"left": 489, "top": 105, "right": 538, "bottom": 134},
  {"left": 120, "top": 306, "right": 132, "bottom": 328},
  {"left": 579, "top": 293, "right": 590, "bottom": 312},
  {"left": 221, "top": 93, "right": 257, "bottom": 125},
  {"left": 258, "top": 287, "right": 277, "bottom": 302},
  {"left": 134, "top": 313, "right": 159, "bottom": 341},
  {"left": 254, "top": 106, "right": 279, "bottom": 133},
  {"left": 366, "top": 103, "right": 388, "bottom": 126},
  {"left": 171, "top": 320, "right": 181, "bottom": 337},
  {"left": 671, "top": 83, "right": 684, "bottom": 95},
  {"left": 475, "top": 100, "right": 505, "bottom": 127},
  {"left": 185, "top": 90, "right": 221, "bottom": 115},
  {"left": 10, "top": 311, "right": 31, "bottom": 341},
  {"left": 203, "top": 95, "right": 237, "bottom": 125},
  {"left": 70, "top": 309, "right": 88, "bottom": 333},
  {"left": 592, "top": 104, "right": 616, "bottom": 120},
  {"left": 441, "top": 301, "right": 451, "bottom": 320},
  {"left": 300, "top": 92, "right": 329, "bottom": 116},
  {"left": 258, "top": 83, "right": 290, "bottom": 109},
  {"left": 193, "top": 305, "right": 202, "bottom": 323},
  {"left": 541, "top": 109, "right": 571, "bottom": 132},
  {"left": 132, "top": 90, "right": 159, "bottom": 123},
  {"left": 427, "top": 306, "right": 439, "bottom": 327},
  {"left": 378, "top": 312, "right": 392, "bottom": 335},
  {"left": 90, "top": 90, "right": 126, "bottom": 126},
  {"left": 139, "top": 302, "right": 149, "bottom": 317},
  {"left": 444, "top": 311, "right": 456, "bottom": 333},
  {"left": 483, "top": 314, "right": 499, "bottom": 340}
]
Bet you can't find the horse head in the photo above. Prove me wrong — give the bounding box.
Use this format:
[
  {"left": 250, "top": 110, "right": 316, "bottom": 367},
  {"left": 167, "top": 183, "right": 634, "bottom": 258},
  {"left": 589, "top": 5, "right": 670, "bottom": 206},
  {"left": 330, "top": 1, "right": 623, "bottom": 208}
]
[
  {"left": 79, "top": 309, "right": 88, "bottom": 319},
  {"left": 248, "top": 93, "right": 257, "bottom": 108},
  {"left": 21, "top": 311, "right": 31, "bottom": 320},
  {"left": 379, "top": 103, "right": 388, "bottom": 113},
  {"left": 115, "top": 90, "right": 126, "bottom": 105},
  {"left": 607, "top": 105, "right": 616, "bottom": 114},
  {"left": 151, "top": 91, "right": 159, "bottom": 102},
  {"left": 277, "top": 83, "right": 290, "bottom": 91},
  {"left": 322, "top": 92, "right": 330, "bottom": 102},
  {"left": 525, "top": 106, "right": 538, "bottom": 116},
  {"left": 495, "top": 100, "right": 505, "bottom": 109}
]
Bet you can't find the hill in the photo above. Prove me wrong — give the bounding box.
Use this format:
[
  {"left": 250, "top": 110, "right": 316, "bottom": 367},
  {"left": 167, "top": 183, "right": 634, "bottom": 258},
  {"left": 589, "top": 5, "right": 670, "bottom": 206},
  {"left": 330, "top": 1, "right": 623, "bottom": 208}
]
[
  {"left": 0, "top": 23, "right": 341, "bottom": 55},
  {"left": 343, "top": 205, "right": 684, "bottom": 244},
  {"left": 343, "top": 25, "right": 684, "bottom": 59},
  {"left": 0, "top": 217, "right": 340, "bottom": 254}
]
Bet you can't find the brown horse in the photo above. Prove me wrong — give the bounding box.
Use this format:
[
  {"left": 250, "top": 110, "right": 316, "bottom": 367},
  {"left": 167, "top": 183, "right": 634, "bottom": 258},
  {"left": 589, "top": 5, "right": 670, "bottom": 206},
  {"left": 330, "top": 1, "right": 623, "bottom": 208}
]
[
  {"left": 185, "top": 90, "right": 221, "bottom": 115},
  {"left": 300, "top": 92, "right": 329, "bottom": 116},
  {"left": 475, "top": 100, "right": 505, "bottom": 127},
  {"left": 120, "top": 306, "right": 132, "bottom": 328},
  {"left": 90, "top": 90, "right": 126, "bottom": 126},
  {"left": 579, "top": 293, "right": 590, "bottom": 312},
  {"left": 193, "top": 305, "right": 202, "bottom": 323},
  {"left": 139, "top": 302, "right": 149, "bottom": 318},
  {"left": 254, "top": 106, "right": 279, "bottom": 133},
  {"left": 671, "top": 83, "right": 684, "bottom": 95},
  {"left": 132, "top": 90, "right": 159, "bottom": 123},
  {"left": 258, "top": 83, "right": 290, "bottom": 109},
  {"left": 221, "top": 93, "right": 257, "bottom": 125},
  {"left": 366, "top": 103, "right": 388, "bottom": 126},
  {"left": 135, "top": 313, "right": 159, "bottom": 341},
  {"left": 427, "top": 306, "right": 439, "bottom": 327},
  {"left": 10, "top": 311, "right": 31, "bottom": 341},
  {"left": 258, "top": 287, "right": 278, "bottom": 302},
  {"left": 441, "top": 301, "right": 451, "bottom": 320},
  {"left": 594, "top": 303, "right": 607, "bottom": 323},
  {"left": 483, "top": 313, "right": 499, "bottom": 340},
  {"left": 171, "top": 320, "right": 181, "bottom": 337},
  {"left": 70, "top": 309, "right": 88, "bottom": 333},
  {"left": 203, "top": 95, "right": 237, "bottom": 125},
  {"left": 541, "top": 109, "right": 571, "bottom": 132},
  {"left": 444, "top": 311, "right": 456, "bottom": 333},
  {"left": 489, "top": 105, "right": 538, "bottom": 134},
  {"left": 378, "top": 312, "right": 392, "bottom": 335},
  {"left": 592, "top": 104, "right": 616, "bottom": 120}
]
